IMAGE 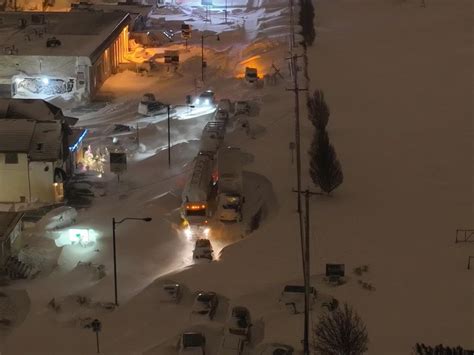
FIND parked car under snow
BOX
[138,93,168,116]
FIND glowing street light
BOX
[112,217,152,306]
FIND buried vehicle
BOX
[178,332,206,355]
[216,147,243,222]
[218,334,245,355]
[227,306,252,341]
[138,93,167,116]
[258,343,294,355]
[234,100,251,115]
[193,238,213,260]
[159,283,182,303]
[191,291,219,320]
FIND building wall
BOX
[0,154,59,204]
[0,153,30,203]
[90,25,129,97]
[0,55,91,99]
[29,161,55,203]
[0,25,129,100]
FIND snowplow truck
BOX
[245,67,258,84]
[217,147,243,222]
[181,153,214,229]
[199,121,226,157]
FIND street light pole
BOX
[201,35,205,82]
[201,34,220,82]
[112,217,118,306]
[167,105,171,167]
[112,217,152,306]
[225,0,228,24]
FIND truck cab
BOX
[181,154,214,233]
[245,67,258,84]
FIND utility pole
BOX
[136,123,140,150]
[91,319,101,354]
[167,105,171,167]
[287,54,306,213]
[112,218,118,306]
[293,188,323,355]
[201,34,220,82]
[289,0,295,51]
[287,54,307,291]
[225,0,228,24]
[201,35,205,82]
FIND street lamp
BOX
[166,104,194,168]
[201,33,220,82]
[224,0,228,24]
[112,217,152,306]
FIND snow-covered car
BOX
[138,93,167,116]
[279,285,317,314]
[217,98,232,113]
[226,306,251,341]
[258,343,294,355]
[193,238,213,260]
[218,334,244,355]
[159,283,182,303]
[40,206,78,230]
[234,101,251,115]
[191,292,219,320]
[214,108,229,123]
[194,90,216,106]
[217,194,243,223]
[178,332,206,354]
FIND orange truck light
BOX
[186,203,207,210]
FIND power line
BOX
[293,188,323,355]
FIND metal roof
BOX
[0,12,130,60]
[0,119,61,161]
[0,119,36,153]
[0,99,59,121]
[29,121,61,161]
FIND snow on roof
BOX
[0,11,130,60]
[71,2,152,19]
[0,119,61,161]
[0,98,77,125]
[0,98,57,121]
[184,154,213,202]
[0,119,36,153]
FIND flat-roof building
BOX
[0,11,131,100]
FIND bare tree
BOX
[307,89,330,130]
[313,303,369,354]
[309,129,343,194]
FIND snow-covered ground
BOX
[0,0,472,354]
